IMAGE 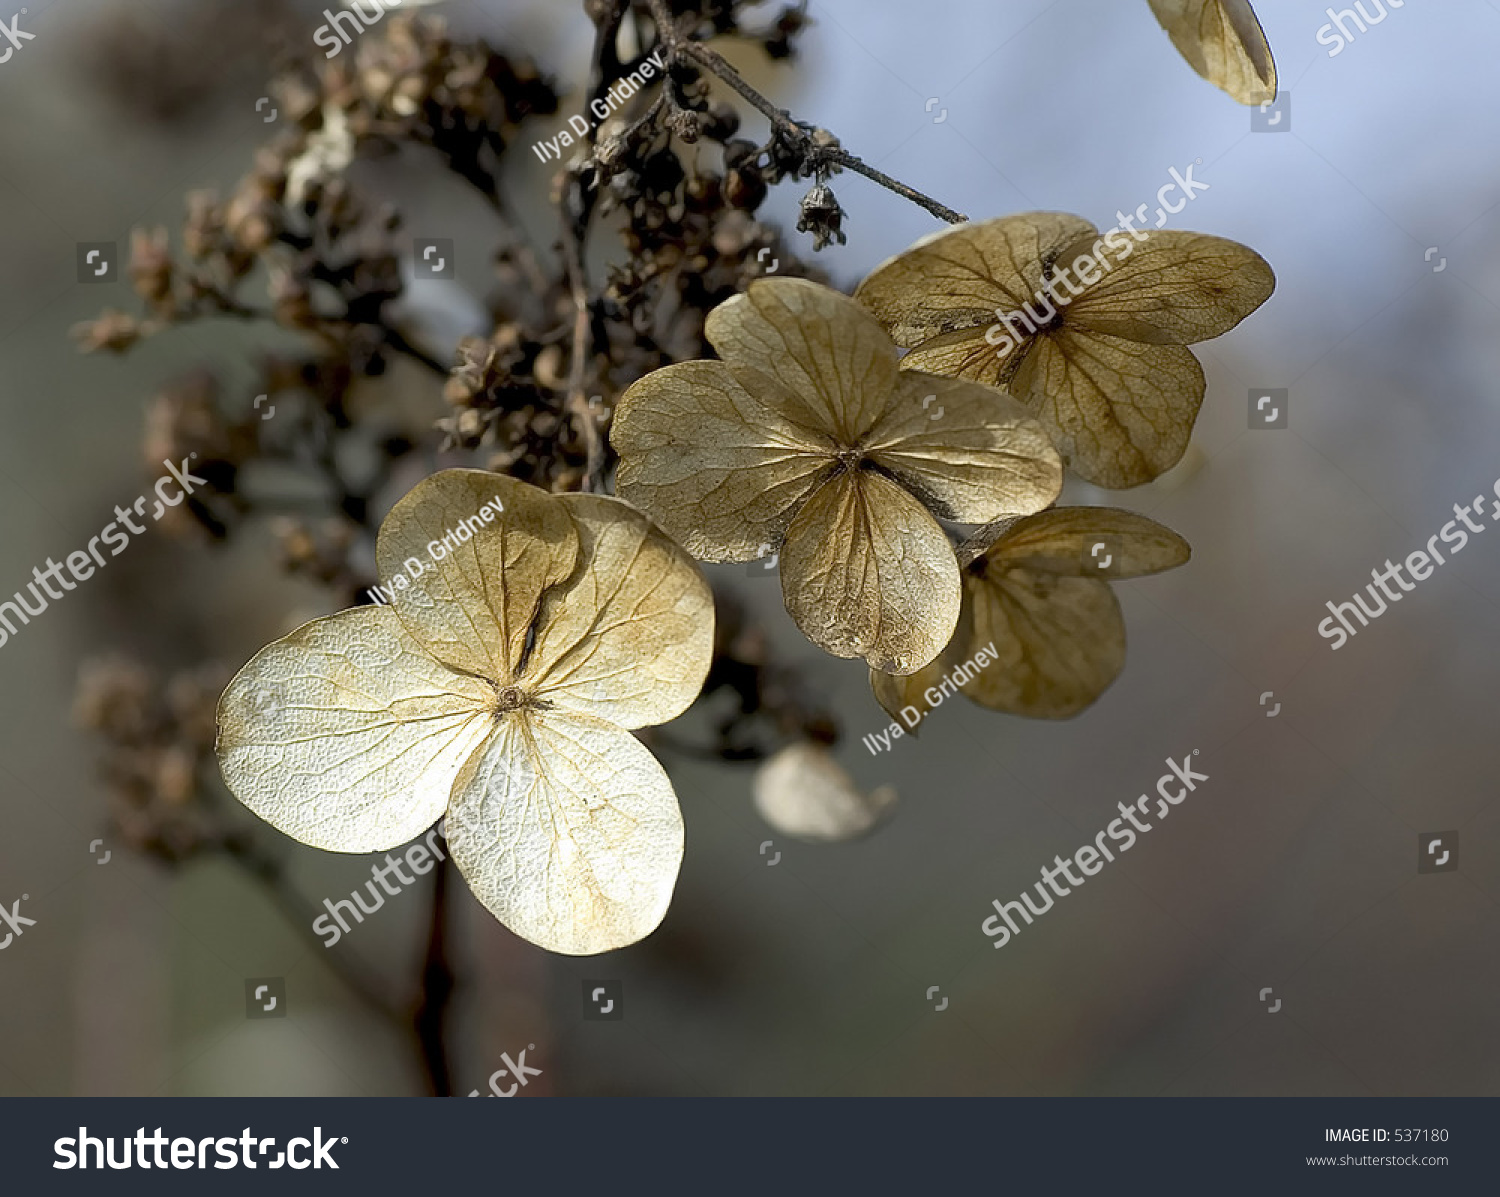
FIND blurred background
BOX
[3,0,1500,1096]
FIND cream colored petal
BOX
[525,493,713,729]
[863,371,1062,522]
[216,606,493,853]
[854,212,1099,348]
[375,469,579,683]
[1063,230,1275,344]
[985,506,1191,578]
[1148,0,1277,106]
[1012,329,1205,489]
[962,566,1126,719]
[705,278,900,441]
[752,742,897,842]
[444,711,683,956]
[779,469,960,674]
[612,360,836,562]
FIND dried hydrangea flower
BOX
[611,278,1063,675]
[753,742,897,842]
[216,469,712,955]
[871,507,1189,723]
[853,213,1275,488]
[1148,0,1277,106]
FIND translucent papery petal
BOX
[216,606,493,853]
[962,567,1126,719]
[895,326,1031,392]
[869,657,948,735]
[527,493,713,729]
[984,506,1191,578]
[864,371,1062,522]
[1148,0,1277,106]
[1011,329,1205,489]
[376,469,579,683]
[705,277,900,442]
[1063,230,1275,345]
[854,212,1099,348]
[612,360,836,562]
[444,711,684,956]
[779,469,960,674]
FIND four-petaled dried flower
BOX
[216,470,713,955]
[611,278,1063,675]
[871,507,1189,723]
[854,213,1275,488]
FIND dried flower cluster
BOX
[77,2,1281,960]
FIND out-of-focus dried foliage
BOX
[73,657,229,861]
[1147,0,1277,106]
[871,507,1190,723]
[855,213,1275,488]
[216,470,713,955]
[753,742,896,841]
[613,278,1063,674]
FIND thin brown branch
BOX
[413,853,455,1097]
[643,0,967,225]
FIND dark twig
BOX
[413,854,456,1097]
[643,0,967,225]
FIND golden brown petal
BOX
[863,371,1062,523]
[960,566,1126,718]
[1147,0,1277,106]
[778,469,960,674]
[854,212,1099,349]
[1063,229,1275,345]
[611,360,836,562]
[375,469,579,682]
[1010,328,1205,488]
[986,506,1192,578]
[705,277,900,442]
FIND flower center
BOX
[494,684,528,713]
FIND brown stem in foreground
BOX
[414,853,456,1096]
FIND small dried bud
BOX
[797,183,847,249]
[666,106,705,143]
[183,191,223,259]
[71,310,142,354]
[703,102,740,141]
[724,166,767,211]
[129,227,174,307]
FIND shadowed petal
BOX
[779,469,960,674]
[864,371,1062,522]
